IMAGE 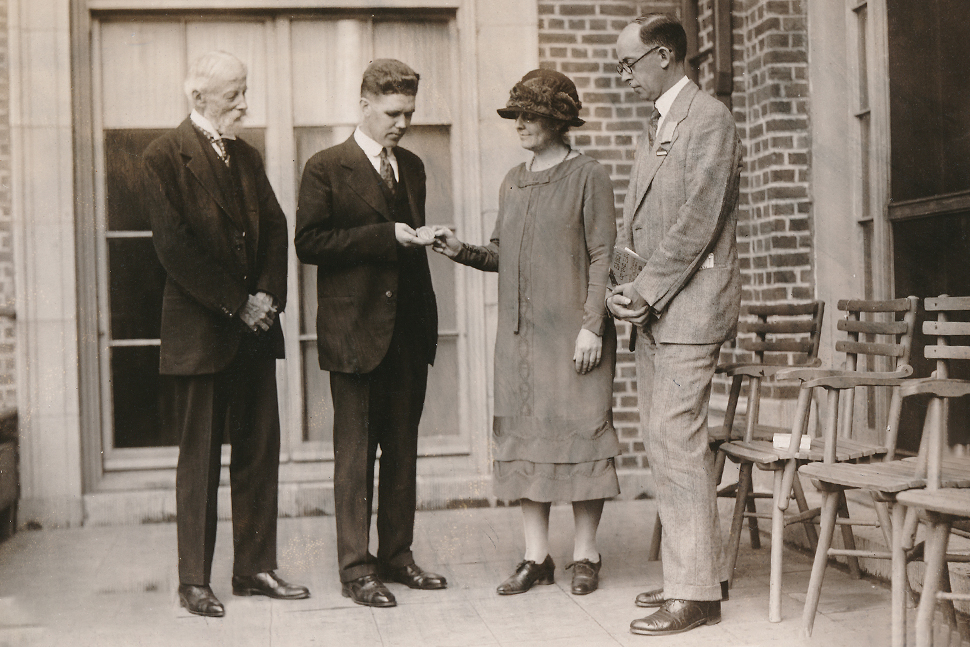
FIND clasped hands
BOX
[606,283,651,326]
[238,291,278,332]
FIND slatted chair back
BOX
[914,296,970,492]
[825,297,919,461]
[731,301,825,444]
[737,300,825,368]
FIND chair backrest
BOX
[737,300,825,368]
[911,296,970,490]
[833,297,919,458]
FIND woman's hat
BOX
[497,69,585,127]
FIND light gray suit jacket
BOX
[619,80,742,345]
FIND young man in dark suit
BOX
[295,59,446,608]
[143,51,309,618]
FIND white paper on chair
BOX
[772,433,812,451]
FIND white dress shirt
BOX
[654,74,690,135]
[354,127,399,181]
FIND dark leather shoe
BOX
[232,571,310,600]
[178,584,225,618]
[380,563,447,590]
[496,555,555,595]
[565,557,601,595]
[630,599,722,636]
[341,574,396,608]
[635,580,729,608]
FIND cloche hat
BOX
[497,69,585,127]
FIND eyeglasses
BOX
[616,45,663,76]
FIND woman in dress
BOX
[432,69,620,596]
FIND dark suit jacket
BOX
[143,118,289,375]
[295,135,437,374]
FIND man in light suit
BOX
[295,59,447,608]
[607,15,742,637]
[143,51,309,617]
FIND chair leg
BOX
[769,467,785,623]
[837,489,862,579]
[938,556,958,638]
[802,488,841,637]
[727,461,754,586]
[746,494,761,550]
[792,475,819,547]
[890,500,908,647]
[648,511,662,562]
[915,513,952,647]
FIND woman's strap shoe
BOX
[565,557,601,595]
[496,555,555,595]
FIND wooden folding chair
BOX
[893,296,970,647]
[646,301,825,562]
[720,297,918,622]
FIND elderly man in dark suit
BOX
[607,15,742,637]
[295,59,446,608]
[143,50,309,618]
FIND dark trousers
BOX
[330,316,430,583]
[168,338,281,586]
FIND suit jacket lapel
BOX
[631,81,699,216]
[178,119,240,228]
[340,137,392,221]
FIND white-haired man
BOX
[143,50,309,617]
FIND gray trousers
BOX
[636,332,725,601]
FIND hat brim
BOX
[496,107,585,127]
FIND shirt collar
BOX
[354,127,392,159]
[190,110,236,141]
[654,75,690,119]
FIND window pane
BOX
[373,19,453,124]
[111,345,177,448]
[291,20,369,126]
[420,336,459,441]
[108,238,165,341]
[106,129,170,231]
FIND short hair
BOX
[184,51,246,102]
[360,59,420,98]
[634,14,688,63]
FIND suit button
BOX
[236,244,242,250]
[242,231,247,237]
[243,275,248,281]
[386,291,393,298]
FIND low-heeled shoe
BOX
[630,599,722,636]
[341,574,397,608]
[565,557,601,595]
[380,563,448,590]
[232,571,310,600]
[496,555,555,595]
[634,580,729,608]
[178,584,225,618]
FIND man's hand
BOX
[395,223,434,248]
[238,292,278,332]
[606,282,651,326]
[573,328,603,375]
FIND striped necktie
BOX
[379,148,397,190]
[196,125,230,166]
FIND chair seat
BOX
[721,437,886,466]
[896,487,970,518]
[799,458,970,492]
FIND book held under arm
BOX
[610,246,647,287]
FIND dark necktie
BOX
[648,106,661,147]
[196,125,230,165]
[379,148,397,190]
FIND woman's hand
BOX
[430,226,462,258]
[573,328,603,375]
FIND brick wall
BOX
[0,0,14,412]
[538,0,815,465]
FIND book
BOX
[772,432,812,452]
[610,247,647,287]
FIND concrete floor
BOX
[0,498,908,647]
